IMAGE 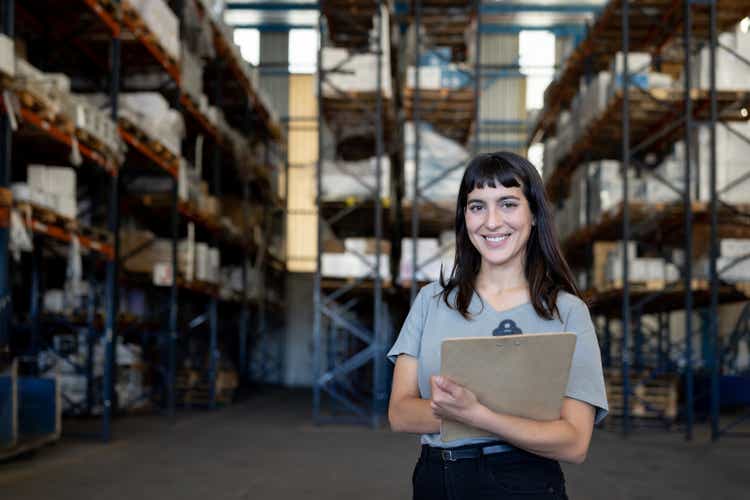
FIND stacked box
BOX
[210,248,221,283]
[126,0,180,63]
[398,238,446,284]
[404,122,469,203]
[66,95,125,163]
[0,33,14,77]
[27,165,77,219]
[697,122,750,204]
[694,239,750,282]
[604,241,680,283]
[321,7,391,98]
[690,24,750,91]
[16,58,71,117]
[321,253,391,281]
[181,45,204,102]
[120,93,185,157]
[321,157,391,201]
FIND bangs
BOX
[463,154,523,192]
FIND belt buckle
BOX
[441,449,457,462]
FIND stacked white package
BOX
[126,0,180,63]
[181,45,204,102]
[219,266,244,300]
[27,165,77,219]
[11,182,52,210]
[404,122,469,203]
[406,53,472,91]
[66,95,125,164]
[120,93,185,157]
[398,238,444,284]
[542,138,559,182]
[603,241,680,283]
[208,247,221,284]
[321,253,391,281]
[321,157,391,201]
[320,7,391,98]
[578,71,612,131]
[691,25,750,90]
[554,111,576,162]
[596,161,646,217]
[0,33,14,77]
[694,239,750,283]
[697,122,750,203]
[16,58,71,117]
[195,242,210,282]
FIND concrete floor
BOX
[1,389,749,500]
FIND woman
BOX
[387,152,608,499]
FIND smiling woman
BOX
[387,152,608,500]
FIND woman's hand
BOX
[430,376,484,426]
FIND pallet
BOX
[77,223,114,245]
[119,117,179,166]
[15,88,75,136]
[75,128,120,166]
[605,370,679,420]
[15,201,77,232]
[121,1,180,79]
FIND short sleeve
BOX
[563,300,609,424]
[386,283,433,364]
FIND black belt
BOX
[422,442,516,463]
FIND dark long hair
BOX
[439,152,582,320]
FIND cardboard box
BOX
[0,33,14,77]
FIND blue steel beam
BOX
[231,23,315,31]
[102,10,121,440]
[0,0,13,357]
[226,2,318,9]
[480,3,602,15]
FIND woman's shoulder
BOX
[417,281,445,303]
[554,291,590,318]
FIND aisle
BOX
[1,389,748,499]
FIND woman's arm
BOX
[431,376,595,464]
[388,355,441,434]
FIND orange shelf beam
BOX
[81,0,120,36]
[27,219,114,260]
[119,128,178,178]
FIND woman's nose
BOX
[485,207,502,229]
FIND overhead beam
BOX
[226,2,318,10]
[230,23,316,31]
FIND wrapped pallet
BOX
[125,0,180,63]
[404,122,469,203]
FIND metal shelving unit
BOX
[0,0,285,456]
[530,0,750,441]
[314,0,392,426]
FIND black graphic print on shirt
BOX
[492,319,523,336]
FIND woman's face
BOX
[464,182,534,271]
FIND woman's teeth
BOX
[484,234,510,242]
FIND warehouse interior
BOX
[1,0,750,498]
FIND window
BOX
[234,28,260,66]
[519,31,556,111]
[289,29,318,74]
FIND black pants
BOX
[413,445,568,500]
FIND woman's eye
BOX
[501,201,518,209]
[469,204,484,212]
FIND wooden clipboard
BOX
[440,333,576,442]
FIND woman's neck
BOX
[475,258,527,295]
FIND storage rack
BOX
[315,0,393,425]
[0,0,285,457]
[404,0,478,301]
[529,0,750,440]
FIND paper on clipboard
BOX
[440,332,576,442]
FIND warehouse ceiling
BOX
[224,1,605,30]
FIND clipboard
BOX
[440,332,576,442]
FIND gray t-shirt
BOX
[387,281,608,448]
